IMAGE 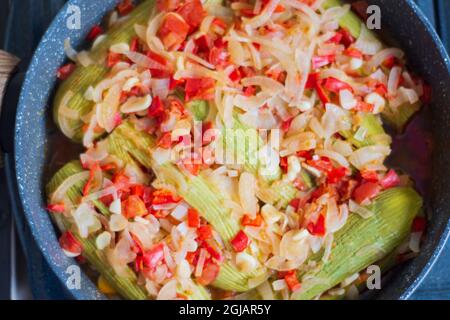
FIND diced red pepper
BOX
[86,25,103,41]
[312,55,335,69]
[361,170,379,182]
[356,100,374,112]
[229,68,241,82]
[323,77,353,94]
[112,171,130,186]
[382,56,396,69]
[212,17,227,29]
[289,198,301,211]
[56,63,76,80]
[157,132,173,149]
[176,0,206,32]
[305,72,320,89]
[305,73,329,104]
[106,52,122,68]
[59,231,82,255]
[284,270,301,292]
[230,230,250,252]
[130,184,145,198]
[208,46,228,68]
[158,13,190,51]
[241,214,263,227]
[202,240,223,262]
[182,161,201,176]
[296,150,313,160]
[185,77,215,102]
[315,82,330,104]
[187,208,200,228]
[240,8,257,18]
[327,166,348,184]
[353,182,381,204]
[412,216,427,233]
[194,34,212,53]
[308,157,334,173]
[156,0,181,12]
[123,195,148,219]
[281,117,294,132]
[152,190,182,205]
[130,37,140,52]
[142,243,165,270]
[243,85,257,97]
[327,32,343,44]
[344,47,363,59]
[280,156,288,173]
[197,225,213,240]
[47,203,65,213]
[338,28,355,48]
[375,83,388,96]
[306,214,326,237]
[117,0,135,16]
[196,261,220,286]
[82,165,99,196]
[379,169,401,189]
[148,95,165,118]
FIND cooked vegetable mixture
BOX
[47,0,429,300]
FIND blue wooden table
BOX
[0,0,449,300]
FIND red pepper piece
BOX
[412,216,427,233]
[353,182,381,204]
[59,231,83,255]
[306,214,326,237]
[379,169,401,189]
[231,230,250,252]
[241,214,263,227]
[323,77,353,93]
[187,208,200,228]
[196,261,220,285]
[197,225,213,241]
[152,189,182,205]
[56,63,76,80]
[284,270,301,292]
[86,25,103,41]
[117,0,135,16]
[142,243,165,270]
[47,203,65,213]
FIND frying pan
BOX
[1,0,450,300]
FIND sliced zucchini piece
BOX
[292,187,422,300]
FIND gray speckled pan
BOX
[12,0,450,299]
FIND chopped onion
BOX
[366,48,404,72]
[354,25,383,55]
[64,38,78,61]
[387,66,402,97]
[120,94,152,114]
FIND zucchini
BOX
[53,0,156,142]
[47,161,211,300]
[292,187,422,300]
[323,0,422,130]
